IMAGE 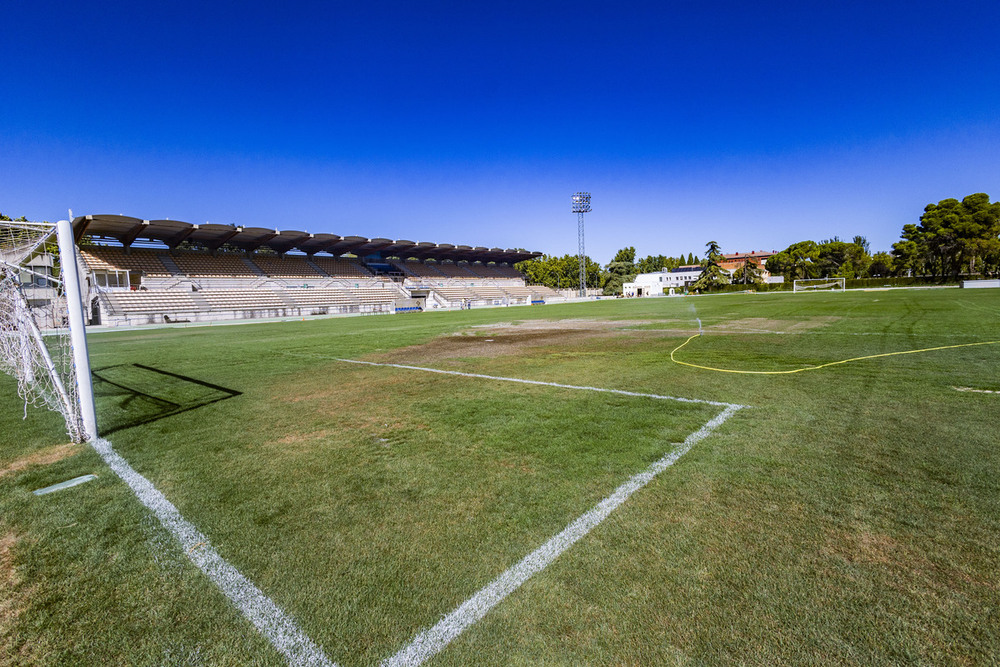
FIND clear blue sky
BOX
[3,0,998,263]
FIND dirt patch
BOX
[374,319,661,364]
[376,330,603,363]
[710,316,840,334]
[471,318,658,332]
[0,443,81,479]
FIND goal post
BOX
[0,219,97,442]
[793,278,846,293]
[56,220,98,440]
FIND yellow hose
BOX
[669,334,1000,375]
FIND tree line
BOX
[769,193,999,281]
[516,192,1000,292]
[516,248,702,295]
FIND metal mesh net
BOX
[793,278,846,292]
[0,221,85,442]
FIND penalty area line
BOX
[89,437,335,667]
[381,403,744,667]
[334,358,745,409]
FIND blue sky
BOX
[3,0,998,263]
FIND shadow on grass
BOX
[92,363,241,435]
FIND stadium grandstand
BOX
[71,214,566,325]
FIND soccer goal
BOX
[793,278,846,293]
[0,220,97,442]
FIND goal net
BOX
[0,220,94,442]
[793,278,846,293]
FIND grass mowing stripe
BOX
[383,404,744,667]
[330,357,744,409]
[89,438,335,667]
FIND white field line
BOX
[335,358,744,409]
[382,404,744,667]
[90,438,335,667]
[332,357,745,666]
[953,386,1000,394]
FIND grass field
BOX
[2,288,999,665]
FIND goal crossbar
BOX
[793,278,846,292]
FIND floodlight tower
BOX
[572,192,591,297]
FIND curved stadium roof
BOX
[71,214,542,264]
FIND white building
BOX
[623,265,705,297]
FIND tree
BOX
[767,240,820,280]
[891,224,923,276]
[635,254,676,274]
[852,235,870,255]
[868,251,893,277]
[892,193,1000,278]
[816,237,871,278]
[516,254,603,290]
[603,247,637,296]
[690,241,730,291]
[611,247,636,264]
[732,257,764,285]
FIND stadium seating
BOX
[101,290,200,313]
[251,255,324,279]
[79,247,174,277]
[98,285,399,324]
[310,257,372,279]
[171,252,258,277]
[434,262,477,278]
[393,261,444,279]
[500,284,534,299]
[428,285,476,303]
[469,285,508,301]
[83,243,542,324]
[528,285,563,299]
[465,263,523,279]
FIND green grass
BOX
[2,288,999,664]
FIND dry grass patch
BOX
[373,320,661,364]
[0,443,81,479]
[0,531,37,663]
[820,526,997,597]
[0,532,19,624]
[710,316,840,334]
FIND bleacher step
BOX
[241,257,267,276]
[305,258,330,277]
[158,254,183,275]
[189,292,212,310]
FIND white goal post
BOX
[0,219,97,442]
[793,278,846,293]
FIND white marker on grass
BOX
[90,438,335,667]
[383,404,744,667]
[329,357,745,666]
[335,358,743,409]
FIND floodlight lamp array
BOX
[571,192,592,213]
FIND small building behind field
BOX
[720,250,775,280]
[623,265,703,297]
